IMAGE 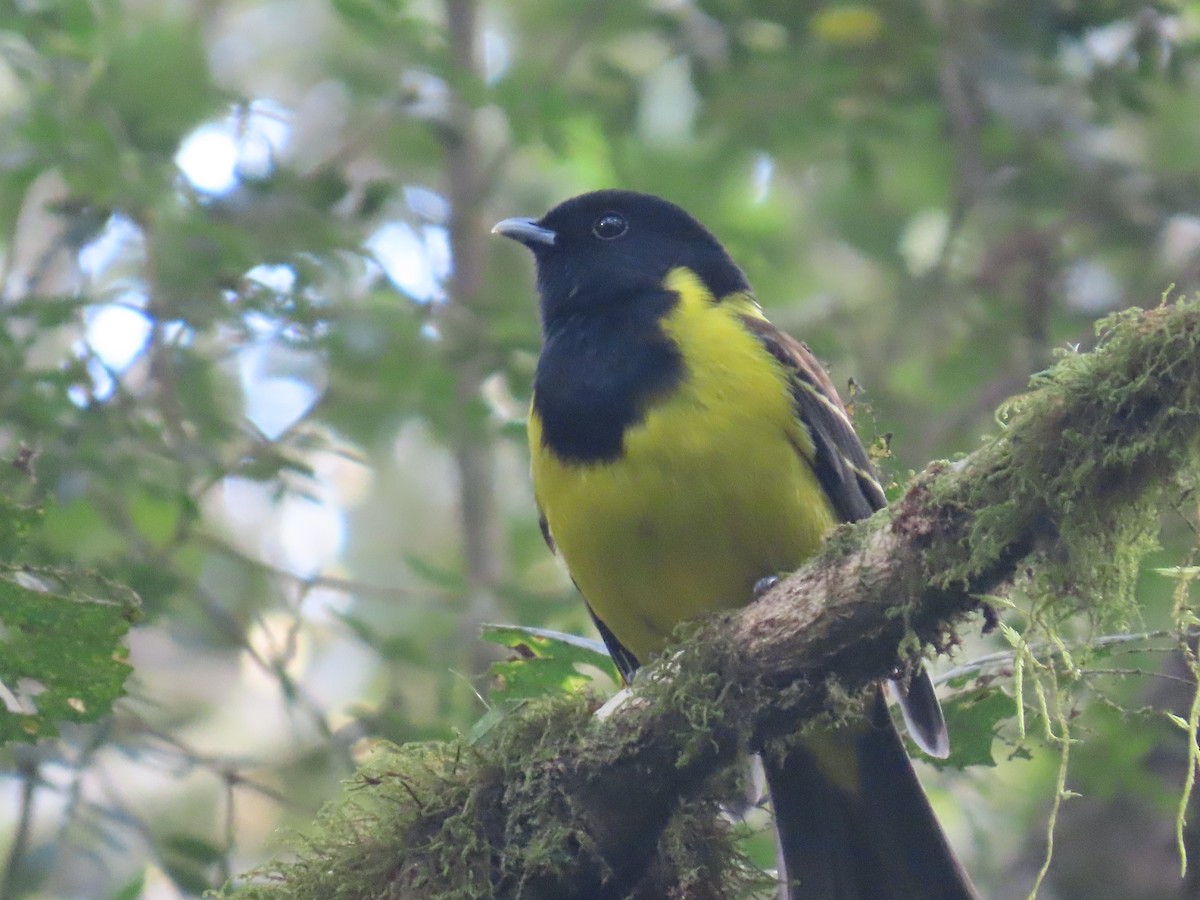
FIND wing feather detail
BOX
[738,314,886,523]
[739,313,954,757]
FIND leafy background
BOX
[2,1,1200,897]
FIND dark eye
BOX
[592,213,628,240]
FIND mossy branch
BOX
[231,298,1200,899]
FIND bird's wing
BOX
[736,315,971,895]
[737,314,886,522]
[738,313,948,759]
[537,507,555,554]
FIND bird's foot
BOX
[753,575,780,597]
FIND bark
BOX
[443,0,507,675]
[493,299,1200,897]
[244,300,1200,899]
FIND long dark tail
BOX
[763,688,980,900]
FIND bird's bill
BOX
[491,216,556,246]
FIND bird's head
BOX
[492,189,750,325]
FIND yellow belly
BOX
[530,269,837,664]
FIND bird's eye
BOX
[592,213,628,240]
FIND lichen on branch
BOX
[226,297,1200,899]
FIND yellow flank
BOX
[529,266,838,664]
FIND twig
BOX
[193,532,458,601]
[936,631,1177,685]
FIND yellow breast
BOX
[530,268,837,665]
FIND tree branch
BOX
[234,298,1200,899]
[442,0,508,679]
[537,299,1200,896]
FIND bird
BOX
[493,189,979,899]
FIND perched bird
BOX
[494,190,979,900]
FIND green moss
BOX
[925,297,1200,630]
[223,299,1200,898]
[915,297,1200,884]
[222,691,765,899]
[219,697,576,899]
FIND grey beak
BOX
[491,216,556,247]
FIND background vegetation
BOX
[1,1,1199,897]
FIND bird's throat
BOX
[532,291,682,465]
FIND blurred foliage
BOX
[480,624,617,701]
[1,0,1199,897]
[222,693,770,900]
[0,476,138,745]
[0,577,136,745]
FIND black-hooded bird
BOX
[493,189,979,900]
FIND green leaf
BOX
[481,623,611,662]
[481,623,619,702]
[161,857,214,895]
[162,833,226,865]
[39,498,126,562]
[0,573,138,745]
[92,23,221,156]
[110,872,146,900]
[127,491,184,547]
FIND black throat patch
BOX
[533,289,682,464]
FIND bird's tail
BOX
[763,688,980,900]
